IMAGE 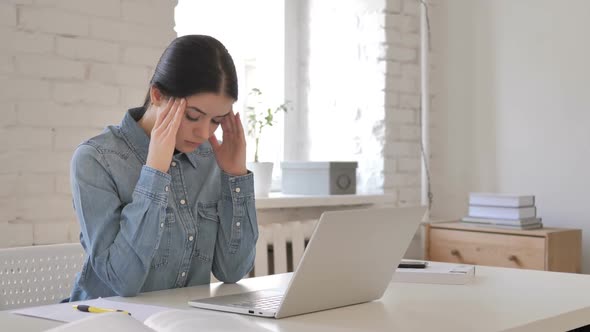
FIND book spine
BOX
[482,223,543,230]
[468,195,535,207]
[468,206,536,220]
[461,216,542,226]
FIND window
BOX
[175,0,287,190]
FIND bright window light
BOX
[175,0,286,174]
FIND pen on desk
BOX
[73,304,131,316]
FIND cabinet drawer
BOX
[428,229,545,270]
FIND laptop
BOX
[188,206,425,319]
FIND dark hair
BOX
[142,35,238,109]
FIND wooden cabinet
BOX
[425,221,582,273]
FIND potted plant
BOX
[245,88,289,197]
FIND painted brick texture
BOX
[0,0,176,247]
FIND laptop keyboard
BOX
[229,295,284,311]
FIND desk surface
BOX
[3,265,590,332]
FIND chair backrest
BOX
[0,243,84,310]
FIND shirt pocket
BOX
[150,208,175,269]
[196,201,219,261]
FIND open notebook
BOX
[43,309,272,332]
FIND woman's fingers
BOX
[234,112,245,142]
[154,98,174,128]
[220,111,245,146]
[209,134,221,151]
[227,110,237,133]
[159,98,181,131]
[220,116,229,135]
[165,98,185,134]
[209,110,247,176]
[147,97,179,173]
[229,110,238,134]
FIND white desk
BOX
[3,265,590,332]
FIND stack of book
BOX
[461,193,543,230]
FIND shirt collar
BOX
[186,141,215,168]
[120,107,214,169]
[120,107,150,164]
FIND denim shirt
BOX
[69,107,258,301]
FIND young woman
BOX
[68,35,258,301]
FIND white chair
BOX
[251,220,317,277]
[0,243,84,310]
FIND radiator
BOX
[251,220,318,277]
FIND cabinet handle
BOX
[508,255,518,262]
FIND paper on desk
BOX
[43,312,153,332]
[144,309,275,332]
[11,298,173,323]
[401,262,473,274]
[393,261,475,284]
[42,309,275,332]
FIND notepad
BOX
[11,298,171,323]
[41,308,272,332]
[392,261,475,285]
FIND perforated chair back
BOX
[0,243,84,310]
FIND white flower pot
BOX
[247,162,273,197]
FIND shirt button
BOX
[180,199,186,205]
[235,187,241,193]
[171,161,177,167]
[236,222,241,227]
[160,223,164,228]
[188,236,194,242]
[165,186,169,192]
[181,272,186,277]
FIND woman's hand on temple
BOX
[209,111,247,176]
[146,98,185,173]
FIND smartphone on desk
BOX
[398,260,428,269]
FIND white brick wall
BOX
[122,46,164,67]
[381,0,428,206]
[0,30,54,53]
[35,0,121,18]
[0,102,18,127]
[298,0,426,205]
[0,127,53,150]
[0,223,33,248]
[0,77,52,100]
[56,37,120,62]
[89,63,152,86]
[0,0,177,248]
[15,55,86,79]
[0,4,17,26]
[19,7,90,36]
